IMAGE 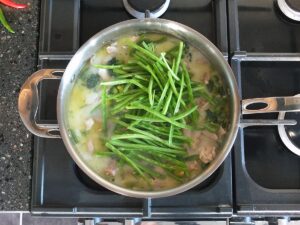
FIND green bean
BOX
[128,42,164,66]
[172,105,198,121]
[174,73,185,114]
[174,42,184,75]
[109,140,187,156]
[100,79,131,86]
[182,62,193,102]
[95,151,117,157]
[136,154,186,171]
[156,81,170,111]
[111,134,152,140]
[133,52,152,65]
[105,143,148,181]
[93,64,123,69]
[148,76,154,106]
[160,53,180,81]
[162,89,173,115]
[126,104,191,129]
[128,155,165,179]
[115,120,183,149]
[136,61,163,90]
[137,123,191,142]
[102,86,107,134]
[169,125,174,145]
[124,114,164,123]
[111,92,143,114]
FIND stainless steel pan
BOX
[18,19,299,198]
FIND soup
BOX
[67,33,229,191]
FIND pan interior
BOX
[57,19,240,198]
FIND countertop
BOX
[0,0,39,210]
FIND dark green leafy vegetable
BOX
[86,74,100,89]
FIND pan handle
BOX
[18,69,64,138]
[242,96,300,114]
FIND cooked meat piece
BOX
[218,127,226,137]
[188,160,199,171]
[106,46,118,55]
[85,118,94,130]
[104,160,118,176]
[98,68,111,81]
[199,146,216,164]
[87,139,94,153]
[202,130,218,141]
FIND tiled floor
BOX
[0,212,77,225]
[0,213,20,225]
[22,213,77,225]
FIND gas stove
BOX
[32,0,300,223]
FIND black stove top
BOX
[33,0,300,219]
[228,0,300,216]
[34,0,232,218]
[229,0,300,53]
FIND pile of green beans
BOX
[93,39,227,183]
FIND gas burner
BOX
[277,0,300,22]
[123,0,170,19]
[278,94,300,156]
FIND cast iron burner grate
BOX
[123,0,170,18]
[277,0,300,22]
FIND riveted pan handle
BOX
[18,69,64,138]
[242,96,300,114]
[240,96,300,127]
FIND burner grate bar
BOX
[232,52,300,61]
[39,54,74,60]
